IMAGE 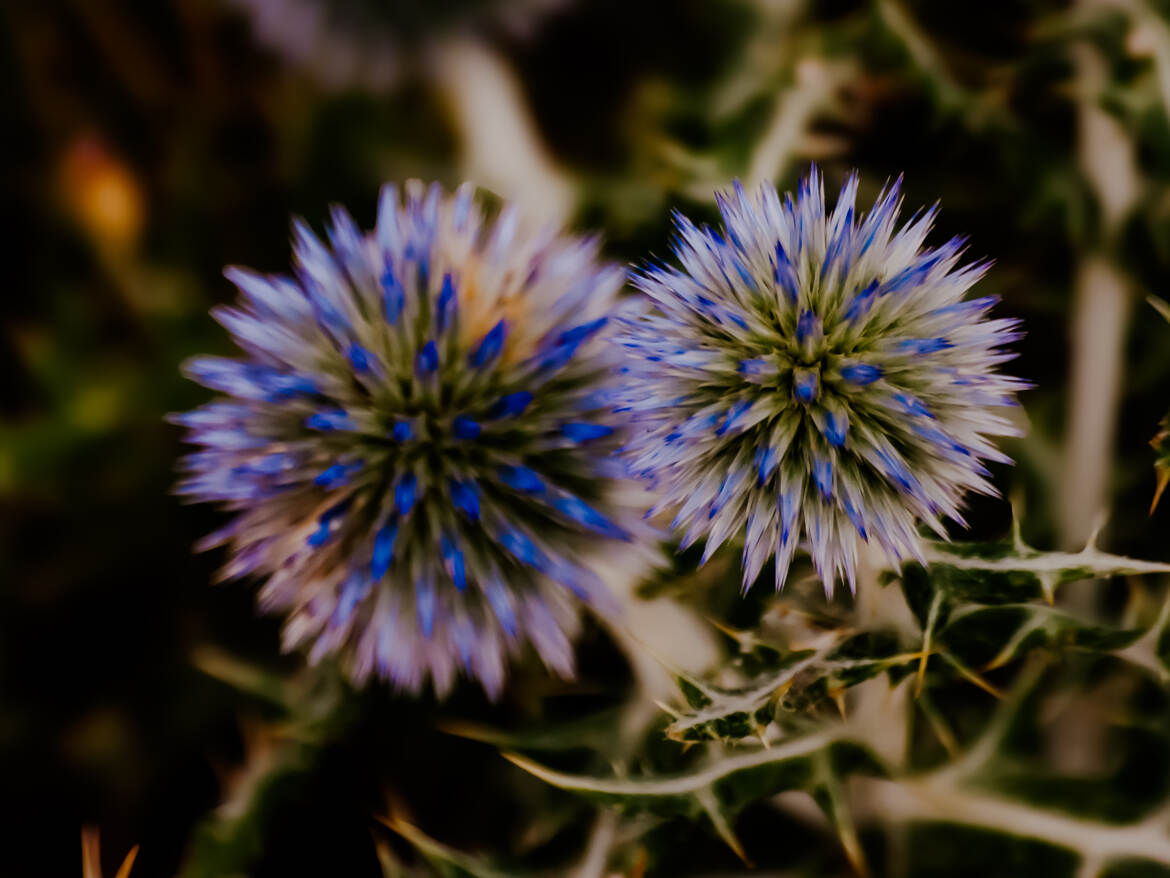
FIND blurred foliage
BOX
[7,0,1170,877]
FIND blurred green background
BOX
[6,1,1170,875]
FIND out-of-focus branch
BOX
[1059,20,1141,548]
[746,58,853,187]
[430,38,575,225]
[852,773,1170,866]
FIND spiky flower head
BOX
[173,181,633,697]
[617,169,1027,594]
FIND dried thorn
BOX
[755,724,771,748]
[1152,466,1169,515]
[941,650,1004,699]
[913,648,931,698]
[830,688,848,719]
[698,790,753,867]
[113,847,139,878]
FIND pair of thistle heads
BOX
[173,169,1026,697]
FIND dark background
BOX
[5,1,1170,875]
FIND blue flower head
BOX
[617,169,1027,594]
[174,181,633,697]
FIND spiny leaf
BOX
[506,732,889,868]
[912,531,1170,608]
[664,633,913,743]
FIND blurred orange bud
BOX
[59,136,145,253]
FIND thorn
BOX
[436,719,494,742]
[839,826,871,878]
[1039,573,1056,605]
[373,812,403,833]
[1152,466,1169,515]
[654,699,681,719]
[916,591,945,697]
[941,651,1004,699]
[814,756,871,878]
[1083,512,1108,552]
[627,848,648,878]
[708,617,754,649]
[114,847,140,878]
[914,648,930,697]
[981,648,1013,673]
[755,724,770,748]
[831,688,848,719]
[1148,294,1170,324]
[82,828,139,878]
[698,790,753,867]
[1008,494,1027,551]
[918,692,959,757]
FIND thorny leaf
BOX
[662,526,1170,744]
[910,527,1170,609]
[662,632,913,743]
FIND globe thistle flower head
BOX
[617,168,1027,595]
[174,181,633,698]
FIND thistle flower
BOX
[229,0,568,90]
[173,181,633,697]
[617,169,1027,594]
